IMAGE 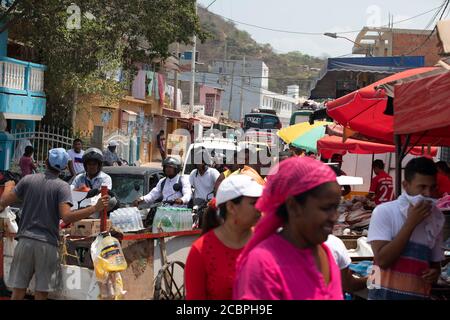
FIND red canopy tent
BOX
[317,135,438,159]
[326,66,450,195]
[326,67,440,145]
[394,69,450,140]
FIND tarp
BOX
[317,135,438,159]
[327,56,425,74]
[393,70,450,144]
[326,67,438,145]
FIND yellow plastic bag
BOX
[91,234,128,299]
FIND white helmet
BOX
[108,140,119,147]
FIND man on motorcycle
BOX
[103,140,122,166]
[133,156,192,207]
[71,148,115,218]
[71,148,112,191]
[189,148,220,206]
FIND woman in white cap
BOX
[185,174,263,300]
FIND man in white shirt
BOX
[189,149,220,204]
[325,234,368,293]
[71,148,112,191]
[103,140,122,166]
[67,139,85,177]
[134,157,192,207]
[367,157,444,300]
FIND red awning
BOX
[393,70,450,146]
[326,67,438,145]
[317,135,438,159]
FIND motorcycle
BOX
[191,192,214,230]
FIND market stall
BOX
[326,63,450,300]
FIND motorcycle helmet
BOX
[162,156,182,174]
[82,147,104,172]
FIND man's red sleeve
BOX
[369,177,377,193]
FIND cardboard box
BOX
[70,219,112,237]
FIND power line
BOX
[402,0,449,56]
[211,5,445,36]
[206,0,218,9]
[198,70,317,81]
[201,78,308,98]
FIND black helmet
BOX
[163,156,182,173]
[83,148,104,171]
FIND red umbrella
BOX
[326,67,438,145]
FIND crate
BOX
[70,219,112,237]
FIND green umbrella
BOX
[291,125,326,153]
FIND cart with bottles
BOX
[0,188,201,300]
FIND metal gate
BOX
[10,125,74,167]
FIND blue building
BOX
[0,5,47,170]
[0,1,46,131]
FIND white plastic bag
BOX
[0,207,18,257]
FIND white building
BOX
[261,89,297,127]
[172,59,295,126]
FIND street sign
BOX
[180,51,199,62]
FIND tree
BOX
[1,0,207,129]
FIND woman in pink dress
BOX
[233,157,344,300]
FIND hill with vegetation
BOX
[178,6,326,95]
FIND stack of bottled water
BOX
[110,207,144,232]
[152,207,193,233]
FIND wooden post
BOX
[370,153,375,185]
[395,134,402,198]
[100,185,108,232]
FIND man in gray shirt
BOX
[0,148,109,300]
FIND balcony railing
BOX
[0,56,46,96]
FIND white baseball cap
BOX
[216,174,263,206]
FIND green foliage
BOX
[3,0,205,128]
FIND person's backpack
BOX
[156,175,183,202]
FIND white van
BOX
[181,137,240,175]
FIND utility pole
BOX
[189,1,197,113]
[228,60,236,118]
[174,43,180,110]
[239,55,246,121]
[224,34,227,61]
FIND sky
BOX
[198,0,446,58]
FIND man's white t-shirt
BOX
[325,234,352,270]
[143,174,192,206]
[67,149,85,175]
[189,167,220,201]
[367,193,444,262]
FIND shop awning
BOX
[162,107,182,119]
[122,109,138,122]
[317,135,438,159]
[327,56,425,74]
[326,67,438,145]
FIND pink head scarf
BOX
[236,157,337,271]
